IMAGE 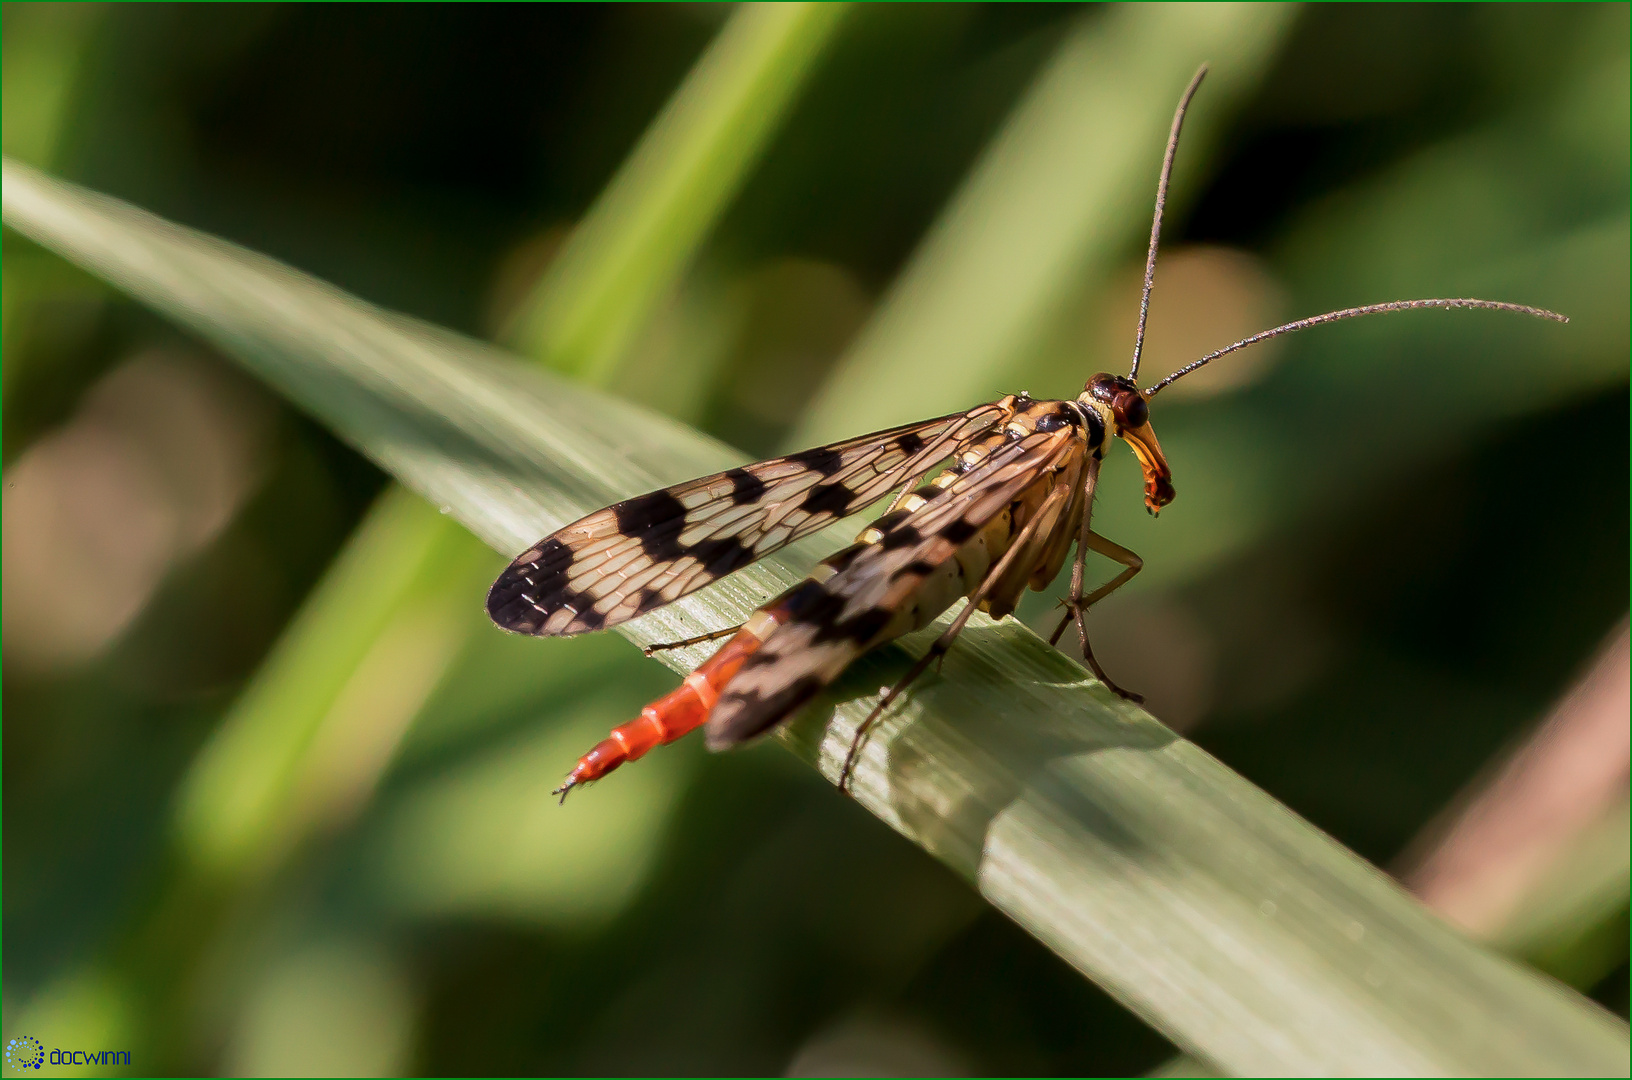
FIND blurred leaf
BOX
[0,2,102,167]
[1049,40,1631,596]
[793,7,1627,616]
[164,0,852,884]
[223,939,415,1077]
[789,3,1298,446]
[173,484,498,879]
[4,10,855,1064]
[1504,800,1630,989]
[6,968,135,1073]
[509,1,852,380]
[368,685,695,932]
[8,159,1627,1075]
[1396,621,1631,993]
[1,1,106,386]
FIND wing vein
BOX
[487,405,1008,635]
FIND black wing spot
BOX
[613,490,688,561]
[488,538,576,630]
[770,579,841,624]
[708,674,826,747]
[818,543,867,573]
[724,467,766,505]
[867,509,912,536]
[487,598,540,633]
[799,481,854,517]
[941,518,980,544]
[892,559,937,580]
[880,525,922,551]
[814,605,892,646]
[690,535,756,578]
[787,445,844,477]
[528,536,574,576]
[572,603,607,631]
[636,587,667,614]
[895,431,925,455]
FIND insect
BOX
[487,67,1565,802]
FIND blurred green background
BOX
[3,3,1626,1075]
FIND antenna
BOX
[1128,64,1209,383]
[1143,298,1568,397]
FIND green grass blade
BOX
[2,1,105,386]
[173,484,499,878]
[127,1,846,883]
[8,160,1626,1075]
[508,1,851,380]
[788,3,1297,447]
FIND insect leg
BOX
[1074,622,1141,703]
[1078,531,1144,609]
[840,482,1072,792]
[1047,463,1143,702]
[642,623,744,655]
[1046,530,1143,628]
[1048,456,1098,648]
[1065,531,1146,699]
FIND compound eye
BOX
[1115,392,1149,429]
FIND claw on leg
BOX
[1053,599,1143,703]
[838,659,934,795]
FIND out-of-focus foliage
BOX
[3,4,1626,1076]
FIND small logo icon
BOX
[5,1037,43,1071]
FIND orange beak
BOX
[1121,420,1175,515]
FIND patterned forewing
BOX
[703,428,1078,747]
[487,406,1007,635]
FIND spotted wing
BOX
[704,425,1080,747]
[487,406,1007,636]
